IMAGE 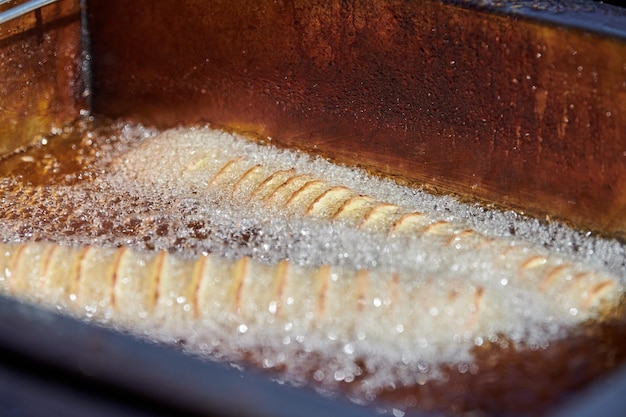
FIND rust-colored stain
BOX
[87,0,626,236]
[0,0,84,155]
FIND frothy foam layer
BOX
[107,127,623,388]
[0,124,624,398]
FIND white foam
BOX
[0,123,624,398]
[102,126,625,391]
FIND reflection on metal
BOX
[0,0,58,25]
[0,295,377,417]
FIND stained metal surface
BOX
[87,0,626,236]
[0,0,84,155]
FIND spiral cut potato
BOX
[116,129,481,241]
[0,241,483,338]
[0,239,621,371]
